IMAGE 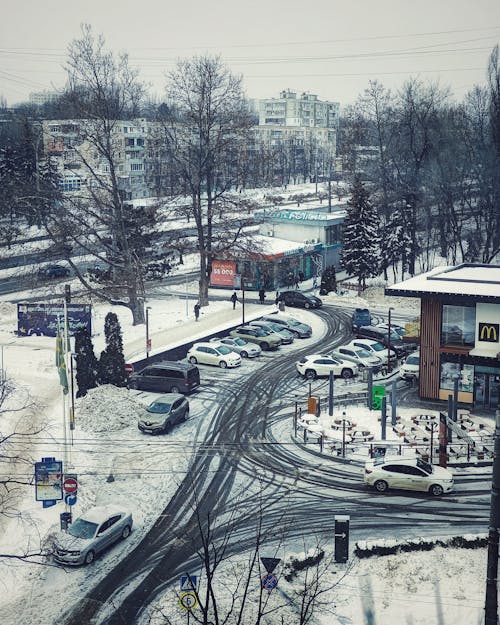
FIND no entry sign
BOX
[63,477,78,494]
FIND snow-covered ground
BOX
[0,281,490,625]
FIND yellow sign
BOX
[479,323,499,343]
[179,591,198,611]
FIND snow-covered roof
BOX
[250,234,322,258]
[385,264,500,302]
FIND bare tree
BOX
[160,56,255,306]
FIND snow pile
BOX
[76,385,145,432]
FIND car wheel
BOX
[189,356,198,365]
[183,408,189,421]
[128,381,138,390]
[304,302,311,309]
[429,484,444,497]
[163,422,172,434]
[219,360,227,369]
[292,331,300,338]
[374,480,388,493]
[261,342,269,351]
[84,550,95,565]
[240,350,248,358]
[305,369,316,380]
[341,368,353,379]
[170,385,180,394]
[121,525,131,539]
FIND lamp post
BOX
[145,306,152,361]
[387,307,395,373]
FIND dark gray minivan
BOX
[128,361,200,394]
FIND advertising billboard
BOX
[35,459,63,502]
[210,260,236,287]
[17,303,92,337]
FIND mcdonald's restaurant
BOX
[386,263,500,411]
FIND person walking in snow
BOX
[194,302,200,321]
[258,288,265,304]
[230,291,238,309]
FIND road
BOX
[59,305,491,625]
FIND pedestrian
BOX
[275,291,280,306]
[194,302,200,321]
[258,288,265,304]
[298,270,304,282]
[312,275,318,289]
[230,291,238,310]
[294,275,300,289]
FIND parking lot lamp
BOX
[387,307,395,373]
[146,306,152,360]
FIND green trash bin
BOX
[372,385,385,410]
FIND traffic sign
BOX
[63,476,78,494]
[261,557,281,575]
[261,574,278,591]
[179,591,198,611]
[181,575,197,591]
[65,493,77,506]
[124,363,134,375]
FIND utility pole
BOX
[485,409,500,625]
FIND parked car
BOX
[229,326,282,351]
[249,320,295,344]
[399,352,420,380]
[332,346,384,371]
[296,354,358,380]
[364,457,454,496]
[187,342,241,368]
[376,322,407,338]
[138,393,189,434]
[128,361,200,394]
[348,338,397,365]
[352,307,372,330]
[209,336,261,358]
[261,314,312,338]
[52,506,133,566]
[38,264,70,279]
[278,291,322,309]
[354,325,412,357]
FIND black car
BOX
[354,325,412,357]
[279,291,322,309]
[128,361,200,394]
[38,264,71,279]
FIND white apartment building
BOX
[258,90,339,129]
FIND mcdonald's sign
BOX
[478,322,499,343]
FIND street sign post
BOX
[179,591,198,611]
[65,493,77,506]
[63,476,78,494]
[261,557,281,575]
[261,574,278,591]
[181,574,197,591]
[334,515,350,563]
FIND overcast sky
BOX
[1,0,499,107]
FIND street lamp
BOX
[145,306,152,361]
[387,307,395,373]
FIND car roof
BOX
[140,360,194,372]
[149,393,184,403]
[350,338,378,345]
[79,505,126,523]
[191,341,220,348]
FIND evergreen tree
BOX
[99,312,127,387]
[74,329,98,398]
[380,205,413,282]
[340,177,381,289]
[320,265,337,294]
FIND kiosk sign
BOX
[35,458,63,502]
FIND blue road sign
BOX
[261,574,278,591]
[181,575,197,591]
[65,493,77,506]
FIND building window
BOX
[441,305,475,347]
[325,224,341,245]
[130,163,143,171]
[440,359,474,393]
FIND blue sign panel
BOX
[261,574,278,591]
[17,303,92,338]
[65,493,77,506]
[181,575,197,591]
[35,459,63,502]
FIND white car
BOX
[399,352,420,380]
[52,506,133,566]
[187,342,241,368]
[364,457,453,496]
[348,338,397,365]
[332,346,384,371]
[296,354,358,380]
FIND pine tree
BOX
[74,329,99,398]
[99,312,127,387]
[340,177,381,289]
[381,206,413,282]
[320,265,337,294]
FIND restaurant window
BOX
[441,305,475,347]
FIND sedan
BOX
[279,291,322,309]
[296,354,358,380]
[187,342,241,368]
[261,315,312,338]
[138,393,189,434]
[249,320,295,344]
[364,457,453,496]
[229,326,282,351]
[52,506,133,565]
[38,264,70,279]
[209,336,261,358]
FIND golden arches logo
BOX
[479,323,499,342]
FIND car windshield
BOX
[288,319,301,327]
[216,346,232,355]
[371,343,384,352]
[68,518,99,539]
[355,349,372,358]
[416,458,433,474]
[234,338,246,346]
[406,355,419,365]
[255,329,267,336]
[147,401,171,414]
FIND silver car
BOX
[52,505,133,565]
[249,320,295,344]
[138,393,189,434]
[261,315,312,338]
[209,336,261,358]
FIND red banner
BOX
[210,260,236,287]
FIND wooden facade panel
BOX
[419,298,442,399]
